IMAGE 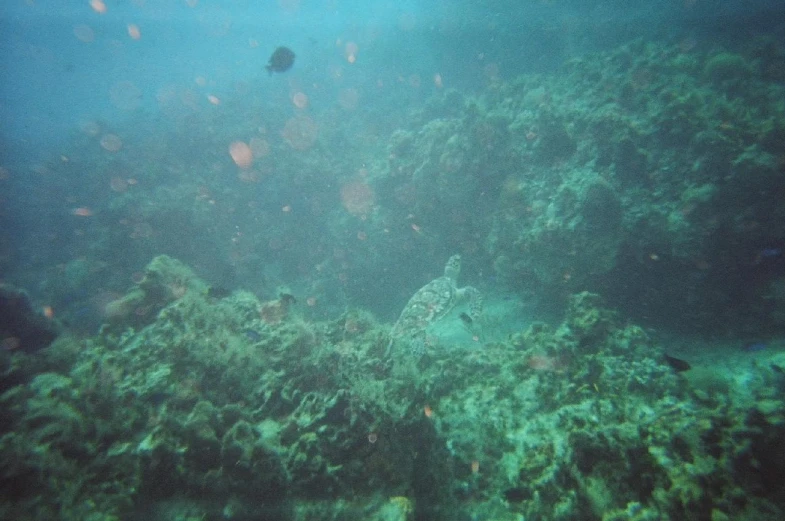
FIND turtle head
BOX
[444,254,461,280]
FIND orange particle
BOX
[471,460,480,474]
[423,405,433,418]
[229,141,253,169]
[71,207,93,217]
[90,0,107,14]
[127,24,141,40]
[42,306,54,319]
[207,95,220,105]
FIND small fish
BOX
[459,312,473,326]
[266,46,295,74]
[743,342,767,353]
[664,353,691,372]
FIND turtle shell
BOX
[391,276,457,338]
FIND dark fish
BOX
[459,312,473,326]
[743,342,766,353]
[279,292,297,305]
[266,46,295,74]
[208,286,232,299]
[664,353,691,372]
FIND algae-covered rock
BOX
[4,255,785,521]
[703,52,752,83]
[564,292,617,344]
[102,255,208,331]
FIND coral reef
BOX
[1,257,783,520]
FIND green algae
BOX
[2,257,785,519]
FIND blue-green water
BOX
[1,2,785,520]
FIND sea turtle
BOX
[388,254,483,355]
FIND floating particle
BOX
[340,181,374,217]
[73,24,95,42]
[1,337,21,351]
[79,120,101,136]
[90,0,107,14]
[127,24,141,40]
[292,91,308,109]
[281,116,318,150]
[100,134,123,152]
[344,41,358,63]
[110,176,128,192]
[229,141,253,169]
[72,207,93,217]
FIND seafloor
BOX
[2,255,785,521]
[2,39,785,521]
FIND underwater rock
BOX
[0,284,59,353]
[564,291,617,345]
[102,255,208,331]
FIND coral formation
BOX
[2,257,783,520]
